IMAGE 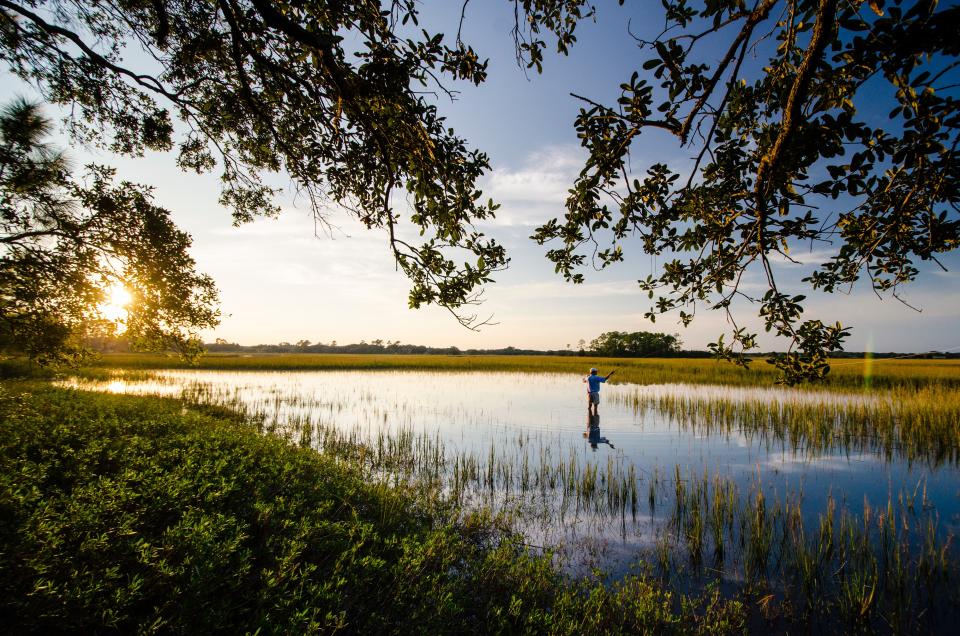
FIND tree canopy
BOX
[589,331,681,357]
[0,0,957,380]
[0,99,218,362]
[0,0,507,330]
[526,0,959,382]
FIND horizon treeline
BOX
[78,335,959,359]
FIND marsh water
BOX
[66,370,960,584]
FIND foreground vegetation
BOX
[77,353,960,391]
[3,355,958,633]
[0,381,748,634]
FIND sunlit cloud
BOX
[767,248,837,266]
[480,145,583,227]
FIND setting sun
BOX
[100,282,132,328]
[108,283,132,308]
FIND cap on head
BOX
[590,368,598,374]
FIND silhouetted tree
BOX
[0,99,218,363]
[0,0,507,330]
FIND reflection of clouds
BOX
[731,452,877,474]
[58,378,180,397]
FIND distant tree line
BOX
[588,332,682,358]
[203,339,585,357]
[80,334,956,360]
[200,332,697,357]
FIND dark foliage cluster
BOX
[527,0,959,383]
[0,100,218,363]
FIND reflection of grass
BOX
[77,352,960,390]
[660,469,957,633]
[616,385,960,466]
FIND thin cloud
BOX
[480,145,583,227]
[493,278,640,302]
[768,248,837,266]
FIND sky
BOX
[2,1,958,353]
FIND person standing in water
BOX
[584,367,615,417]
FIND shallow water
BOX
[63,369,960,579]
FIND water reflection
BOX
[58,369,959,587]
[583,413,614,450]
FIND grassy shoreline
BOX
[0,380,748,634]
[70,352,960,391]
[3,356,958,632]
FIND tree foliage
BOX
[0,99,218,362]
[0,0,508,329]
[589,330,681,357]
[0,1,956,380]
[526,0,959,382]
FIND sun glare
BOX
[109,283,132,308]
[100,282,132,329]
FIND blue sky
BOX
[2,2,958,352]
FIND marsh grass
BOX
[13,355,960,633]
[0,382,754,634]
[655,468,958,633]
[80,373,958,630]
[204,376,958,632]
[73,352,960,391]
[617,385,960,466]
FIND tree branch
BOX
[0,0,182,104]
[678,0,777,144]
[754,0,837,210]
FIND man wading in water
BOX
[584,367,615,417]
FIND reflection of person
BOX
[583,367,615,416]
[583,413,614,450]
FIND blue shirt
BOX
[585,374,607,392]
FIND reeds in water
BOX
[657,468,957,631]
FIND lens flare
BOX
[108,283,132,308]
[100,282,132,330]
